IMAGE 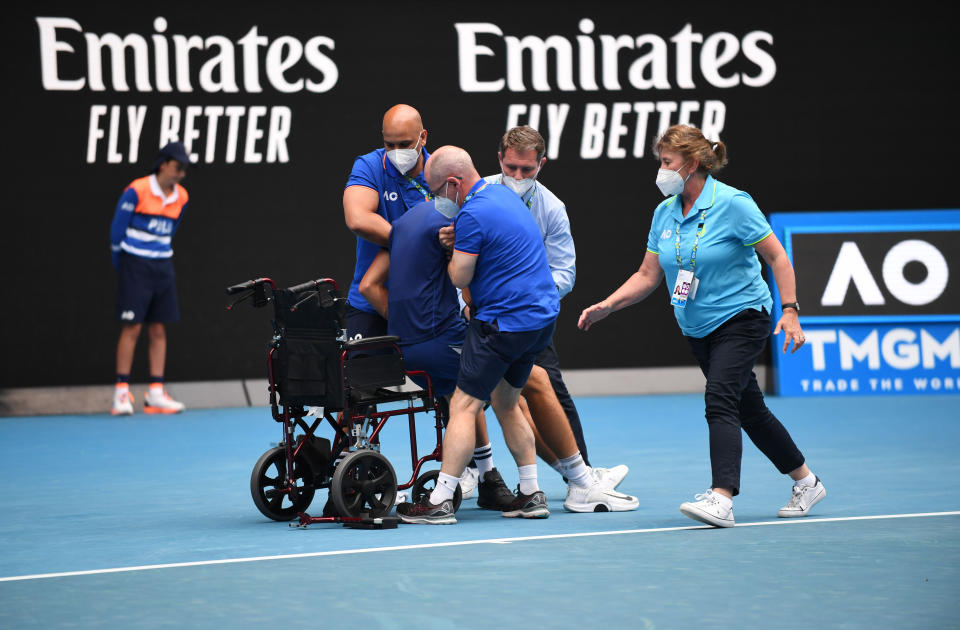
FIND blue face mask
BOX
[433,181,460,218]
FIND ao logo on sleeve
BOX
[821,239,948,307]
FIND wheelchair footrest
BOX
[342,516,399,530]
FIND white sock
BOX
[549,460,564,476]
[473,443,494,478]
[558,453,592,488]
[794,472,817,487]
[518,464,539,495]
[428,472,460,504]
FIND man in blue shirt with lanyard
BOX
[396,145,560,524]
[343,104,433,341]
[440,127,634,512]
[372,187,637,515]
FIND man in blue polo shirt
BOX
[360,198,514,511]
[343,104,432,341]
[396,146,559,524]
[359,199,466,397]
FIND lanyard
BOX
[670,180,716,271]
[498,175,536,208]
[464,181,489,202]
[675,210,706,271]
[404,174,432,201]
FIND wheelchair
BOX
[225,276,462,527]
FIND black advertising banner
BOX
[792,230,960,318]
[2,2,958,387]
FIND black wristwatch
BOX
[781,302,800,313]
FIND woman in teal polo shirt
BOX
[578,124,826,528]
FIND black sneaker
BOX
[502,488,550,519]
[396,496,456,525]
[476,468,516,511]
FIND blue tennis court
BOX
[1,393,957,628]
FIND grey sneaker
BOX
[396,496,456,525]
[501,488,550,519]
[778,478,826,518]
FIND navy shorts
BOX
[402,323,467,397]
[457,317,556,401]
[345,302,391,358]
[346,303,388,341]
[115,253,179,323]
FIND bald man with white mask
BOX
[343,104,434,342]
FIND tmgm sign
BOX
[768,210,960,396]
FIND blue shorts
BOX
[402,323,467,397]
[346,303,388,340]
[115,253,179,323]
[457,317,557,401]
[346,302,391,358]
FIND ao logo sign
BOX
[821,239,948,306]
[383,191,398,202]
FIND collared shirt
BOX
[110,174,189,260]
[483,174,576,299]
[454,180,559,332]
[646,175,773,338]
[344,147,432,313]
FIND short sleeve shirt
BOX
[454,181,559,332]
[387,201,465,346]
[646,175,773,338]
[482,174,576,299]
[344,147,432,313]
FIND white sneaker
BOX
[144,388,185,414]
[459,466,480,499]
[778,478,826,518]
[111,389,134,416]
[394,491,409,506]
[564,481,639,512]
[590,465,629,490]
[679,490,735,527]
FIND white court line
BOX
[2,510,957,583]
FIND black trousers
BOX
[686,308,804,496]
[535,338,590,467]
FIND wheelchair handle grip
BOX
[287,277,339,293]
[225,278,275,295]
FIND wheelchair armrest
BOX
[343,335,401,350]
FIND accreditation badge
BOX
[671,269,696,308]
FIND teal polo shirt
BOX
[646,175,774,338]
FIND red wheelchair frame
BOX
[226,276,462,528]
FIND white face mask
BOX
[656,162,690,197]
[386,134,422,174]
[433,181,460,218]
[501,173,536,196]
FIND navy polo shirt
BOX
[453,181,559,332]
[387,200,464,346]
[344,147,432,313]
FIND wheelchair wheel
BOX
[250,446,315,521]
[410,469,463,513]
[331,449,397,518]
